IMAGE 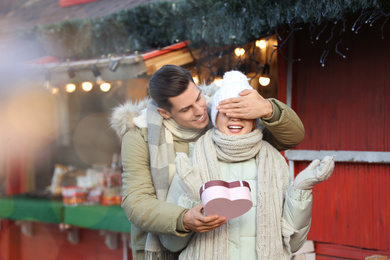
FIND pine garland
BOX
[4,0,390,60]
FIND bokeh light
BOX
[100,82,111,92]
[259,76,270,86]
[256,39,266,49]
[73,113,120,166]
[65,83,76,93]
[4,88,61,153]
[82,82,93,92]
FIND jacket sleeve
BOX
[121,129,190,236]
[261,98,305,151]
[282,185,313,253]
[159,174,196,252]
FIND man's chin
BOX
[193,118,209,129]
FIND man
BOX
[110,65,305,259]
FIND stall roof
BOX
[0,0,191,85]
[18,41,195,86]
[0,0,180,33]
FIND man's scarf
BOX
[145,100,207,259]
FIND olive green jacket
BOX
[117,98,304,260]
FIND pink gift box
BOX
[199,180,252,221]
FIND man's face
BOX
[215,112,255,136]
[158,82,209,130]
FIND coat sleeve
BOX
[282,184,313,253]
[121,129,190,236]
[159,174,197,252]
[261,98,305,151]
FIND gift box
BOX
[199,180,252,221]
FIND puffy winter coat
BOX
[160,156,312,259]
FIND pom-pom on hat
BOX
[211,70,253,126]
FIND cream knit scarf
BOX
[177,128,292,260]
[145,100,207,259]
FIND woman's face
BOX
[215,112,255,136]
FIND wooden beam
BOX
[285,150,390,164]
[144,48,195,75]
[316,242,390,259]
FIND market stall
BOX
[0,195,132,259]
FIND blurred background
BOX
[0,0,389,260]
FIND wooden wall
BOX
[288,16,390,258]
[0,220,130,260]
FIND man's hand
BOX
[183,203,226,233]
[216,89,273,119]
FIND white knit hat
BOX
[211,70,253,126]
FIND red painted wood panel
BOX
[294,160,390,252]
[316,256,343,260]
[5,150,25,195]
[290,17,390,255]
[292,22,390,152]
[277,32,288,103]
[0,221,130,260]
[315,242,390,259]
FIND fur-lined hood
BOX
[109,97,149,140]
[109,83,219,140]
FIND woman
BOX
[159,70,334,260]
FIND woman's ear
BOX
[157,108,171,119]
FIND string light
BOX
[214,78,223,87]
[259,63,270,87]
[191,39,276,85]
[255,40,266,49]
[51,87,59,95]
[234,47,245,57]
[189,8,385,78]
[259,77,270,86]
[100,82,111,92]
[82,82,93,92]
[65,83,76,93]
[193,76,199,85]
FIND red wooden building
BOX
[277,18,390,259]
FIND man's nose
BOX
[194,103,203,115]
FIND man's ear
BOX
[157,108,171,119]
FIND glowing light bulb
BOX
[259,77,270,86]
[256,40,266,49]
[100,82,111,92]
[65,83,76,93]
[235,48,245,57]
[82,82,93,92]
[51,87,59,94]
[214,78,223,87]
[193,76,199,85]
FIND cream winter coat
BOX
[160,153,313,259]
